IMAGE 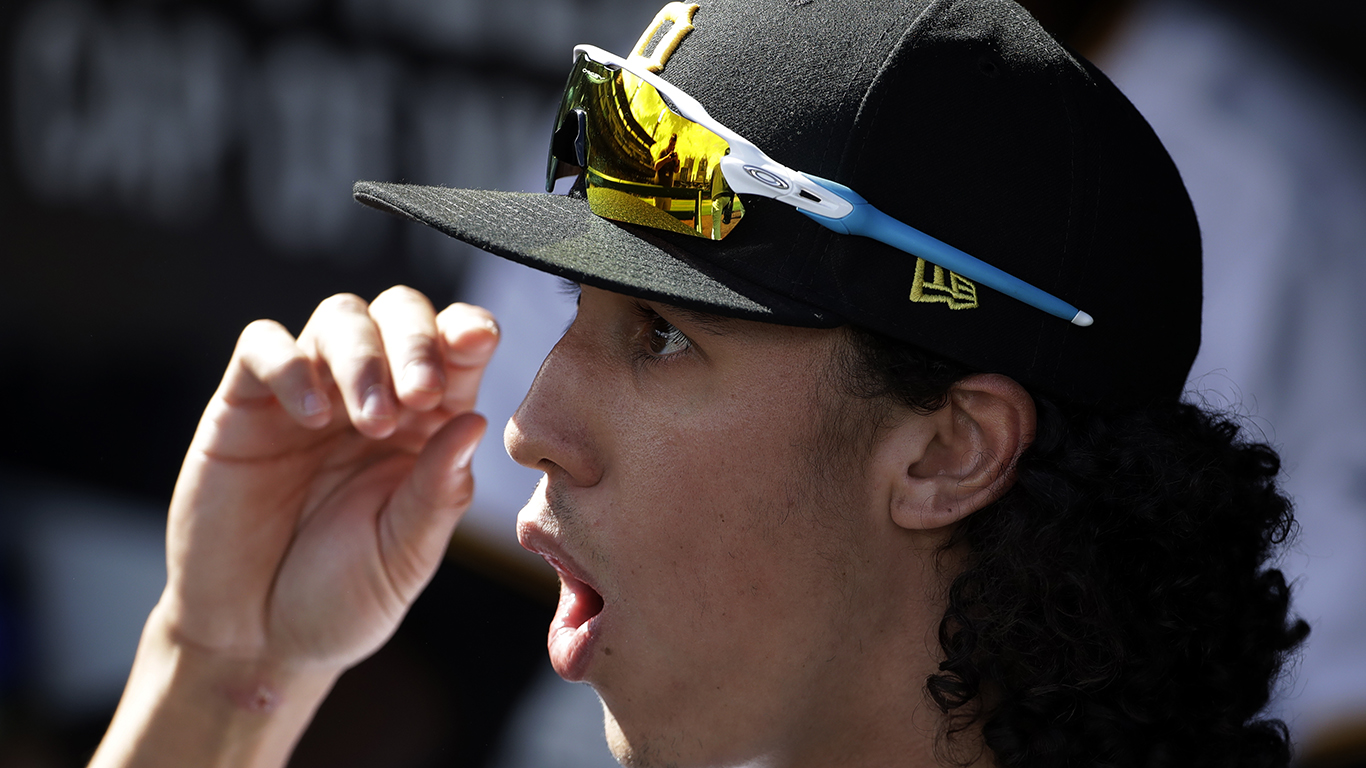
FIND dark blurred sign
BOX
[0,0,650,500]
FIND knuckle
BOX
[259,352,311,386]
[450,474,476,510]
[328,334,388,377]
[350,351,390,380]
[318,292,369,315]
[239,318,286,345]
[236,317,289,352]
[373,284,426,308]
[403,331,439,356]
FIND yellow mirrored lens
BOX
[566,58,744,240]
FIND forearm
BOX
[89,603,340,768]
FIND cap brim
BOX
[353,181,837,326]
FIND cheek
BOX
[616,396,804,527]
[591,341,872,635]
[608,402,853,624]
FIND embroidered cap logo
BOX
[910,258,979,310]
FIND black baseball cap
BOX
[354,0,1201,405]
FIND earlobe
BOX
[884,374,1035,531]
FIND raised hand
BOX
[90,286,498,768]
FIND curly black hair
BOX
[837,326,1310,768]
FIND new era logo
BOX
[910,258,978,310]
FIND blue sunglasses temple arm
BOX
[798,175,1094,327]
[564,47,1092,326]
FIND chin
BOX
[602,705,689,768]
[603,712,636,766]
[599,703,778,768]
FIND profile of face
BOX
[506,286,1030,767]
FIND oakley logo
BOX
[910,258,979,310]
[630,2,700,74]
[743,166,790,190]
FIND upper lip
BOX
[517,522,601,595]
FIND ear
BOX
[876,374,1036,531]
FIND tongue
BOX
[547,574,603,681]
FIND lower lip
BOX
[547,568,605,681]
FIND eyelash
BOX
[556,278,583,301]
[630,303,693,362]
[558,280,583,336]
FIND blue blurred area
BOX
[0,0,646,764]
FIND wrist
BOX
[90,603,342,768]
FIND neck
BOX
[768,539,992,768]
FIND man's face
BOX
[507,286,946,768]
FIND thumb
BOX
[378,412,487,602]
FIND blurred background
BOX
[1,0,1364,766]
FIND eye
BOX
[645,312,692,357]
[628,301,695,361]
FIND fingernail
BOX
[402,360,442,393]
[301,389,327,417]
[361,385,388,421]
[448,334,499,366]
[454,437,479,470]
[471,334,498,356]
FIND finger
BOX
[368,286,444,412]
[436,303,500,415]
[299,293,397,439]
[221,319,332,428]
[377,412,487,601]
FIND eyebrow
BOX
[559,278,735,337]
[660,303,735,337]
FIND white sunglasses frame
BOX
[568,44,1093,326]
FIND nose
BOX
[504,330,605,488]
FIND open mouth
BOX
[552,563,605,628]
[542,554,606,681]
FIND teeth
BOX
[540,552,605,630]
[556,569,604,628]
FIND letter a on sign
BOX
[629,3,701,73]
